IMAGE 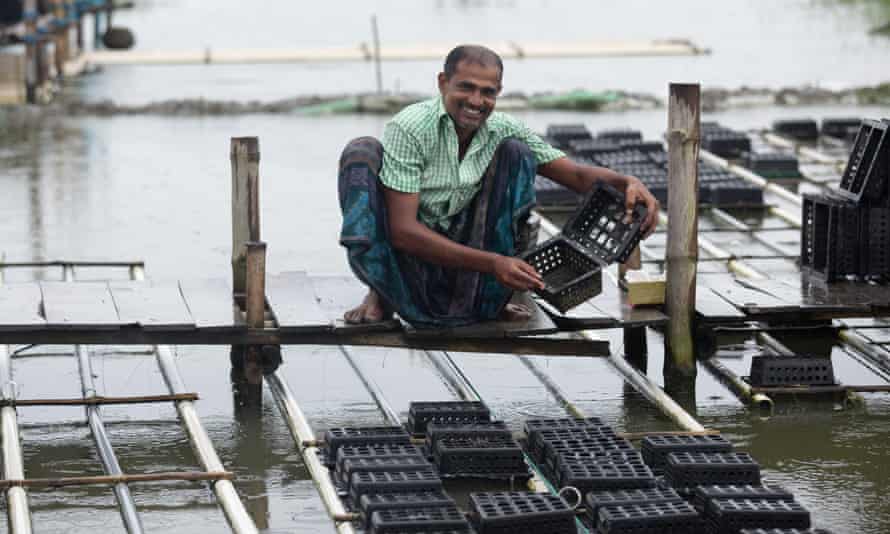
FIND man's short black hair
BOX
[443,45,503,81]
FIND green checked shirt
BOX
[380,96,565,229]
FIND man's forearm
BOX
[390,221,500,273]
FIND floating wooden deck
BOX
[0,271,650,356]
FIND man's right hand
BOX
[493,255,545,291]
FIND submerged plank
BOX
[0,283,45,330]
[695,280,748,322]
[177,278,240,329]
[705,278,797,314]
[309,276,400,333]
[40,281,121,329]
[403,291,558,339]
[266,271,331,332]
[108,281,195,331]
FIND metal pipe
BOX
[76,345,145,532]
[424,350,477,401]
[710,207,798,258]
[517,356,586,420]
[0,267,34,534]
[838,329,890,379]
[702,357,774,413]
[64,265,145,533]
[130,267,257,534]
[337,345,400,424]
[538,213,708,431]
[266,372,358,534]
[761,133,845,167]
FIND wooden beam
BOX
[231,137,259,295]
[664,83,701,375]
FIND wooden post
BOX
[664,83,700,376]
[245,241,266,330]
[371,15,383,94]
[52,0,67,79]
[231,137,260,296]
[23,0,38,103]
[620,246,647,365]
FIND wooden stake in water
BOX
[24,0,37,103]
[371,15,383,94]
[245,241,267,388]
[231,137,260,296]
[665,83,700,376]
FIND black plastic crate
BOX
[597,501,702,534]
[523,416,605,435]
[557,457,656,492]
[609,162,667,180]
[597,128,643,143]
[837,119,889,204]
[552,450,645,478]
[535,175,581,206]
[468,492,574,534]
[368,504,471,534]
[545,124,592,149]
[800,193,861,280]
[324,426,412,466]
[703,129,752,159]
[428,421,512,451]
[748,355,835,387]
[693,484,794,510]
[704,180,764,206]
[359,490,455,528]
[822,118,862,141]
[706,498,811,533]
[859,205,890,277]
[340,456,434,486]
[407,401,491,435]
[348,468,443,506]
[568,138,623,157]
[519,236,603,312]
[595,149,651,168]
[543,435,636,473]
[665,451,761,488]
[773,119,820,141]
[739,529,835,534]
[619,140,665,154]
[746,152,801,178]
[647,150,669,168]
[526,421,613,460]
[335,443,426,481]
[640,434,733,472]
[432,435,528,478]
[585,487,684,524]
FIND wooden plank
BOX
[309,276,400,333]
[40,281,121,329]
[177,278,240,329]
[0,283,45,331]
[265,271,331,333]
[695,279,747,322]
[704,278,798,314]
[775,275,873,313]
[538,299,617,330]
[403,291,558,339]
[108,281,195,331]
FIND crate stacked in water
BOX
[800,118,890,281]
[323,424,474,533]
[747,354,836,388]
[468,492,575,534]
[695,485,815,533]
[536,122,764,209]
[702,121,752,158]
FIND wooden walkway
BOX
[0,271,668,356]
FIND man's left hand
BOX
[623,175,659,237]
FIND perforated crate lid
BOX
[561,182,648,265]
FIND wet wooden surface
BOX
[266,271,331,333]
[177,278,240,329]
[108,281,195,331]
[40,281,122,329]
[542,273,668,330]
[0,283,45,330]
[309,275,401,334]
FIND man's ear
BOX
[437,72,447,94]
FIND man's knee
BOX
[496,138,533,161]
[340,136,384,172]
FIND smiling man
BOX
[338,44,659,327]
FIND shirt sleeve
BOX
[507,117,566,165]
[380,122,424,193]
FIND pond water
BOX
[2,1,890,533]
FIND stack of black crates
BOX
[801,119,890,281]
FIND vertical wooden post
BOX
[24,0,38,103]
[245,241,267,388]
[620,246,647,365]
[75,0,84,55]
[52,0,67,79]
[231,137,260,296]
[371,15,383,94]
[664,83,700,376]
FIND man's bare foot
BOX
[499,302,533,322]
[344,290,392,324]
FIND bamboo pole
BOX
[244,241,267,388]
[664,83,701,375]
[0,471,233,489]
[0,266,34,534]
[371,15,383,94]
[52,0,66,78]
[0,393,199,407]
[231,137,260,296]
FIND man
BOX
[338,44,658,327]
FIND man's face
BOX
[438,60,502,137]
